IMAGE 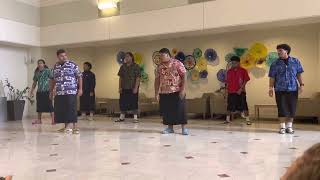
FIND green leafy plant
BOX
[4,79,34,105]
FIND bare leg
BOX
[32,113,42,124]
[50,112,55,125]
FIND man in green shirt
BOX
[116,52,141,123]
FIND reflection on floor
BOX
[0,116,319,180]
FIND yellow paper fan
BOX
[134,52,143,65]
[240,53,256,69]
[196,57,208,72]
[248,43,268,60]
[256,58,266,69]
[190,69,200,81]
[172,48,178,56]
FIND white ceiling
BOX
[16,0,85,7]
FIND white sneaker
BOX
[286,128,294,134]
[279,128,286,134]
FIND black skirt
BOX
[36,91,53,113]
[54,95,77,124]
[119,89,138,112]
[159,92,187,125]
[80,92,95,112]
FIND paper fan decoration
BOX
[117,51,126,64]
[140,72,149,83]
[152,51,161,66]
[193,48,202,59]
[266,52,279,67]
[204,48,218,62]
[139,64,145,72]
[240,53,256,69]
[190,69,200,82]
[175,51,186,62]
[233,48,248,57]
[172,48,178,56]
[248,43,268,60]
[256,58,266,69]
[217,69,226,83]
[184,55,196,70]
[226,61,233,71]
[200,70,208,79]
[134,52,143,65]
[196,57,208,71]
[225,53,237,63]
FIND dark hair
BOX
[230,56,240,62]
[84,62,92,70]
[276,44,291,55]
[56,49,66,56]
[159,48,171,57]
[34,59,49,73]
[125,52,135,63]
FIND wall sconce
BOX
[98,0,120,17]
[98,1,117,10]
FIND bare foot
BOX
[32,120,42,125]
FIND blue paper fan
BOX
[204,48,218,62]
[217,69,227,83]
[175,51,186,62]
[117,51,126,64]
[200,70,208,79]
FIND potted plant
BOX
[0,80,7,122]
[4,79,34,121]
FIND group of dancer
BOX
[30,43,304,135]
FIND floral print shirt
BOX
[53,60,82,95]
[156,59,186,94]
[269,56,304,92]
[33,68,53,92]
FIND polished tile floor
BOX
[0,116,319,180]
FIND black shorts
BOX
[275,91,298,118]
[227,92,248,112]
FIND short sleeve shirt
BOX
[226,67,250,93]
[157,59,186,94]
[118,63,141,89]
[53,60,82,95]
[268,57,304,92]
[33,68,53,92]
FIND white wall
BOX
[41,24,320,118]
[0,45,30,117]
[40,0,320,47]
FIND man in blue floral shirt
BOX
[268,44,304,134]
[50,49,83,134]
